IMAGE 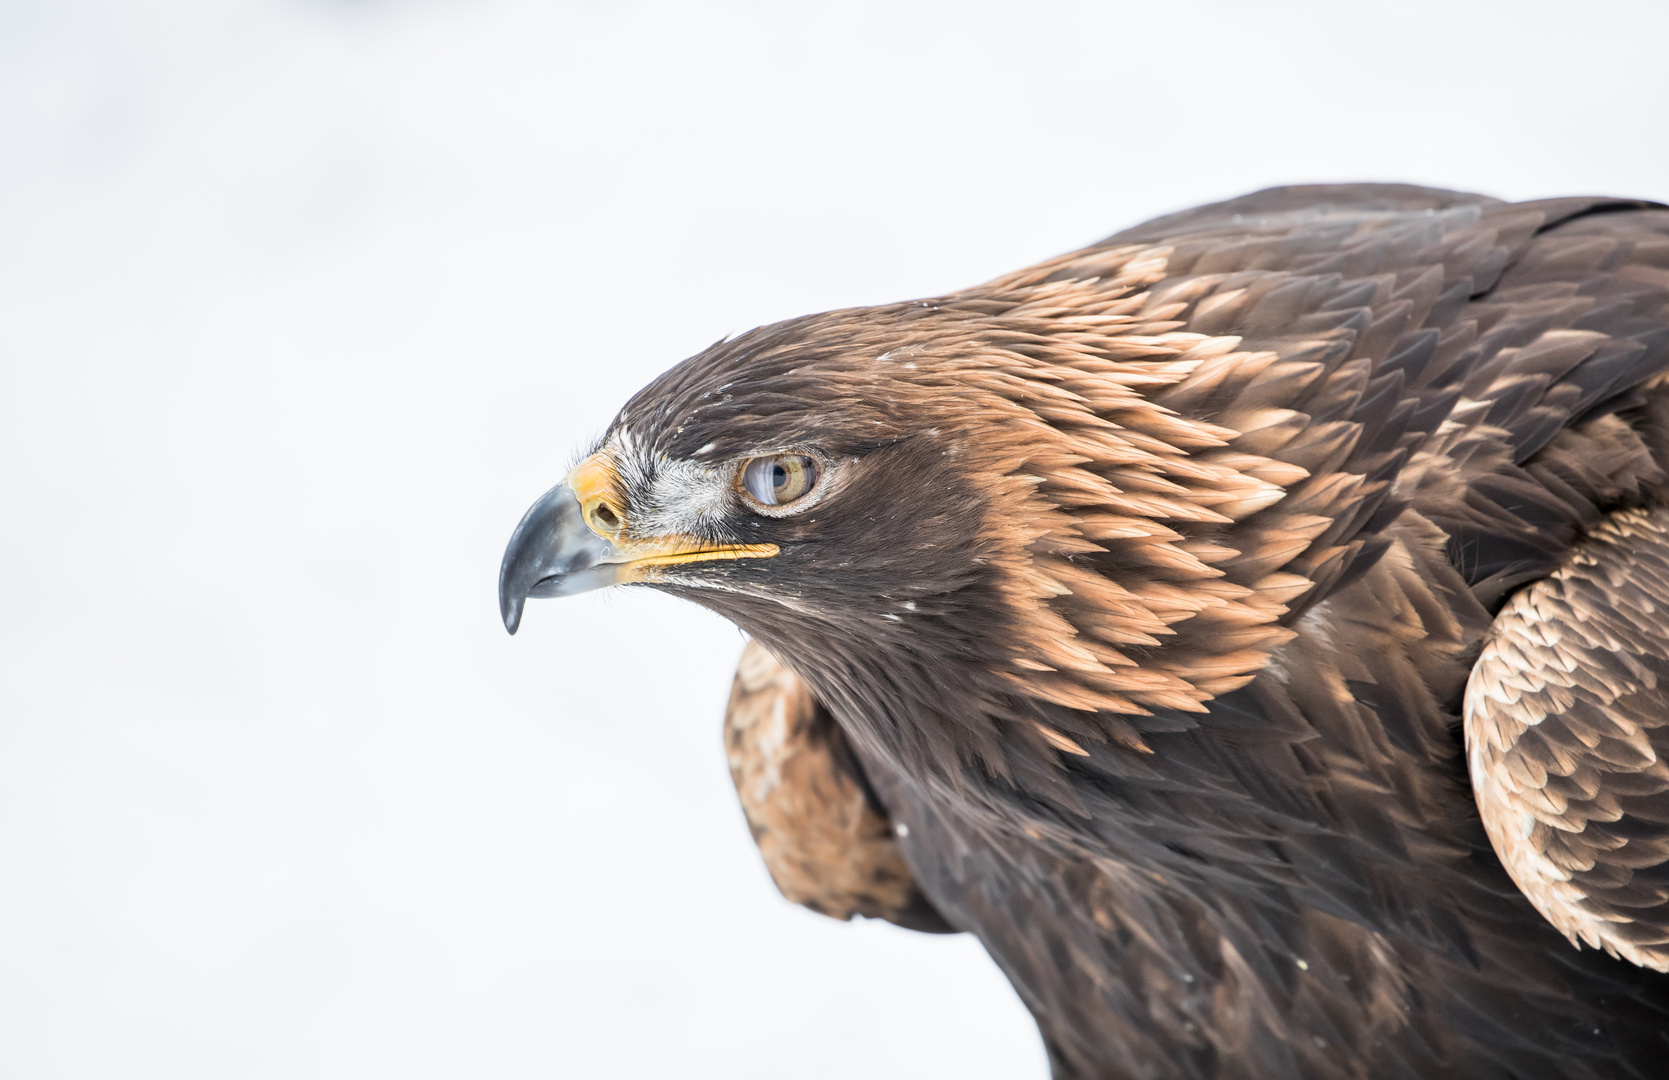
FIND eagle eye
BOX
[739,454,821,511]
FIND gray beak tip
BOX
[498,482,616,636]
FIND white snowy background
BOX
[3,1,1667,1077]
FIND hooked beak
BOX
[497,482,619,635]
[498,452,779,635]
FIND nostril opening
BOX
[592,503,621,531]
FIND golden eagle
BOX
[500,185,1669,1079]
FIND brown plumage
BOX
[723,639,952,932]
[1468,507,1669,971]
[500,184,1669,1079]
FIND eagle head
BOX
[500,246,1317,772]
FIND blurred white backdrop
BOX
[2,1,1666,1077]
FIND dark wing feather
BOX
[1467,506,1669,972]
[723,640,955,933]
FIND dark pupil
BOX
[772,463,788,492]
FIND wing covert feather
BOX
[723,640,955,933]
[1467,506,1669,971]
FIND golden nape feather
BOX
[501,184,1669,1080]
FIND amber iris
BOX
[741,454,820,507]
